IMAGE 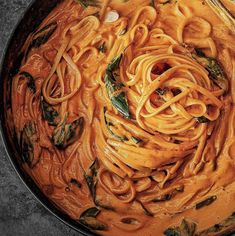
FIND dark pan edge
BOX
[0,1,96,235]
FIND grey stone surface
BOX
[0,1,81,235]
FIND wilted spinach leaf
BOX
[193,48,228,92]
[74,0,101,8]
[25,22,57,59]
[41,97,60,126]
[84,159,98,201]
[20,121,41,168]
[79,207,108,231]
[20,71,36,93]
[164,219,197,236]
[105,54,131,119]
[195,195,217,210]
[52,114,84,149]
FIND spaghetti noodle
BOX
[11,0,235,235]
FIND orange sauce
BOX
[11,0,235,235]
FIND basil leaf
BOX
[195,196,217,210]
[193,49,228,92]
[195,116,210,124]
[111,92,130,119]
[156,88,167,96]
[95,200,115,211]
[80,207,100,218]
[104,107,128,141]
[195,48,206,57]
[41,97,60,126]
[25,22,57,59]
[131,137,142,144]
[152,186,184,202]
[70,178,82,188]
[20,122,41,168]
[98,42,107,53]
[52,114,84,149]
[79,207,108,231]
[74,0,100,8]
[84,159,98,201]
[105,55,131,119]
[136,200,153,217]
[31,22,57,48]
[107,54,123,71]
[19,71,36,93]
[164,228,180,236]
[197,212,235,235]
[164,219,197,236]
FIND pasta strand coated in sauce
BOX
[11,0,235,235]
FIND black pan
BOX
[0,1,95,235]
[0,1,235,236]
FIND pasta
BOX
[11,0,235,235]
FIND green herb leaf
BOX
[195,48,206,57]
[19,71,36,93]
[84,159,98,201]
[20,122,41,168]
[131,137,142,144]
[164,219,197,236]
[152,186,184,202]
[41,97,60,126]
[104,107,128,142]
[79,207,108,231]
[94,199,115,211]
[26,22,57,59]
[195,116,209,124]
[195,195,217,210]
[180,219,197,236]
[108,54,123,71]
[32,22,57,48]
[164,228,180,236]
[136,200,153,217]
[194,49,228,92]
[105,55,131,118]
[67,117,85,144]
[207,58,228,91]
[111,92,130,119]
[74,0,100,8]
[52,114,84,149]
[156,88,166,96]
[197,212,235,235]
[70,178,82,188]
[80,207,100,218]
[98,42,107,53]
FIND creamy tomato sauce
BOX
[11,0,235,235]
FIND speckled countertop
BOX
[0,1,81,235]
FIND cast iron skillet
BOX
[0,1,96,235]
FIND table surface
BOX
[0,0,81,235]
